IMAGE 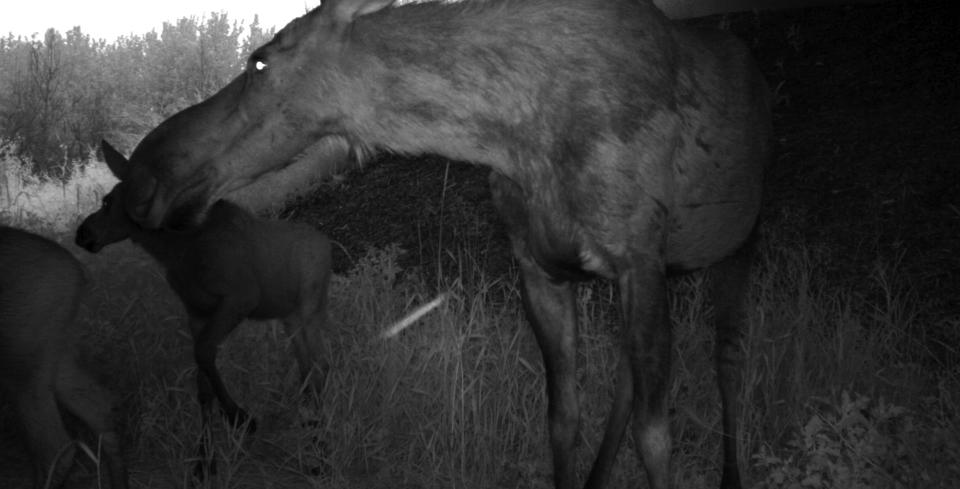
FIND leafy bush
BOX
[753,391,960,489]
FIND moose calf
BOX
[76,141,332,470]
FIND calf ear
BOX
[101,140,129,180]
[324,0,394,24]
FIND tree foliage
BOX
[0,12,275,178]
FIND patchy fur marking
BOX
[381,293,448,338]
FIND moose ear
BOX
[101,140,129,181]
[325,0,394,24]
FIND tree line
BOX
[0,13,275,178]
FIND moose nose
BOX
[74,224,100,253]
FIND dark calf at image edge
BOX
[0,226,129,489]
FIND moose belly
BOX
[665,197,759,271]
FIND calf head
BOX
[76,141,144,252]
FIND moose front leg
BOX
[516,254,581,489]
[190,311,253,432]
[189,309,251,479]
[621,259,673,489]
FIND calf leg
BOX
[708,242,754,489]
[18,370,75,489]
[285,267,331,396]
[188,310,249,478]
[55,358,128,489]
[516,253,580,489]
[285,315,330,396]
[190,313,251,430]
[188,317,217,477]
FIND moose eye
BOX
[253,60,268,72]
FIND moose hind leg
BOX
[708,242,754,489]
[517,254,580,489]
[623,260,673,489]
[583,347,634,489]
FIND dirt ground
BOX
[291,0,958,348]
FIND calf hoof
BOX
[193,451,217,479]
[309,460,333,477]
[224,407,257,434]
[720,469,743,489]
[300,417,330,475]
[308,438,332,476]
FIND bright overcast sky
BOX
[2,1,322,42]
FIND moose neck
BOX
[128,224,195,267]
[330,0,671,183]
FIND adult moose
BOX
[76,141,332,472]
[0,226,128,489]
[111,0,776,487]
